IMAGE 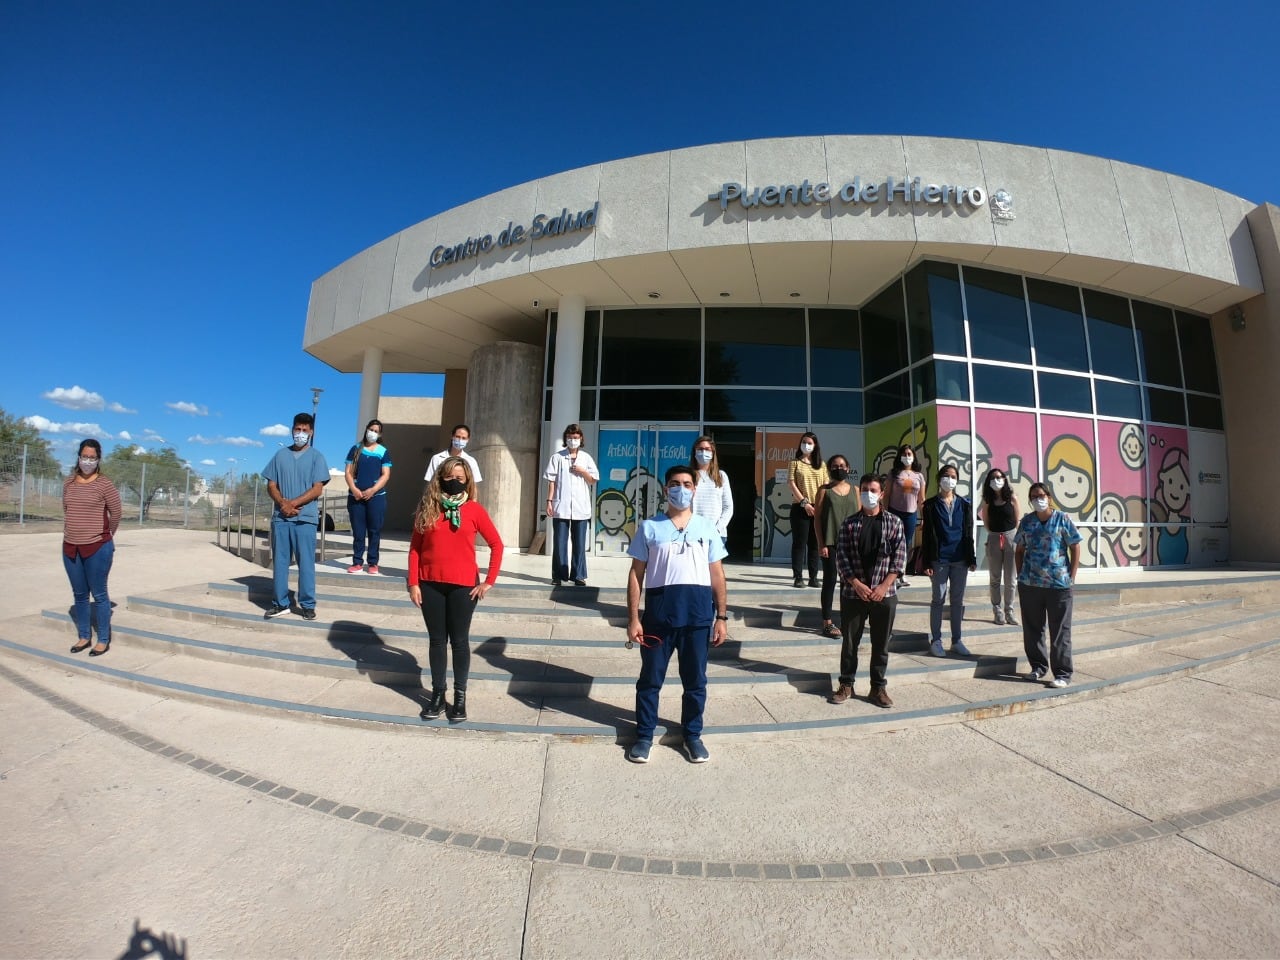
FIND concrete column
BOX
[466,342,543,549]
[357,346,384,437]
[1220,202,1280,563]
[548,293,586,434]
[440,369,468,446]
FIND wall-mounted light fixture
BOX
[647,291,661,300]
[1229,306,1246,332]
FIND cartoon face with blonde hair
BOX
[1045,434,1096,521]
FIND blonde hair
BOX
[1045,434,1097,517]
[413,456,476,531]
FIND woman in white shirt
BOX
[689,435,733,547]
[543,423,599,587]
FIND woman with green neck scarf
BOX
[408,456,504,722]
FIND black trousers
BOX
[838,594,897,689]
[790,504,819,581]
[419,581,476,692]
[820,554,838,621]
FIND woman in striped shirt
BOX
[63,439,122,656]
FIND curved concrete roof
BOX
[305,135,1264,374]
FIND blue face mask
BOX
[667,485,695,510]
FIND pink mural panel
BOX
[1096,419,1148,568]
[1146,424,1190,565]
[1041,414,1097,524]
[934,405,974,496]
[972,407,1037,507]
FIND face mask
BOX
[902,455,914,466]
[440,477,467,496]
[860,491,880,510]
[293,431,310,447]
[79,457,99,474]
[939,477,957,492]
[667,485,694,510]
[566,438,581,450]
[990,477,1005,490]
[830,467,849,482]
[800,442,814,455]
[695,449,713,465]
[451,437,467,450]
[1032,497,1050,513]
[365,430,380,444]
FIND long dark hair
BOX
[980,468,1011,506]
[71,438,104,479]
[890,443,916,477]
[823,453,851,489]
[360,418,383,446]
[794,432,821,467]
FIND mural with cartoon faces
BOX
[937,427,990,499]
[1044,434,1096,522]
[1150,436,1191,565]
[1118,423,1145,470]
[870,417,933,482]
[763,477,792,558]
[594,488,633,553]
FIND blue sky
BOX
[3,0,1276,479]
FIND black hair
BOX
[292,412,314,429]
[890,443,915,477]
[858,472,882,491]
[980,468,1010,507]
[361,418,383,443]
[794,432,822,466]
[665,463,697,485]
[1028,481,1050,502]
[936,463,959,483]
[451,423,471,437]
[562,423,584,444]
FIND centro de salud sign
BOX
[708,177,990,212]
[429,202,600,270]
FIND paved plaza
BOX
[1,528,1278,959]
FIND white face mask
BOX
[939,476,957,492]
[990,477,1005,490]
[902,455,914,466]
[293,431,310,447]
[1032,497,1050,513]
[566,438,581,450]
[860,491,880,510]
[451,436,467,450]
[365,430,380,444]
[695,449,713,465]
[800,442,814,455]
[79,457,99,474]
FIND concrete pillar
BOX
[1219,202,1280,563]
[440,369,468,447]
[548,294,585,435]
[357,346,384,438]
[466,342,543,549]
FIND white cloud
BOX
[200,459,217,466]
[260,423,291,437]
[107,401,137,414]
[43,385,105,411]
[166,401,209,416]
[142,429,166,443]
[132,445,147,455]
[24,415,110,437]
[118,430,133,441]
[329,467,344,476]
[188,434,263,448]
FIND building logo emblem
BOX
[990,189,1015,221]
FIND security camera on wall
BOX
[532,299,540,309]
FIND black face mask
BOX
[830,467,849,482]
[440,478,467,496]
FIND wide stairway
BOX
[4,558,1280,743]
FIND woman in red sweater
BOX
[63,438,123,656]
[408,456,503,722]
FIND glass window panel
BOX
[581,311,601,387]
[1187,393,1224,430]
[600,308,701,386]
[704,307,805,386]
[1176,311,1220,394]
[1037,372,1093,414]
[1095,380,1143,420]
[913,362,935,405]
[703,389,807,424]
[865,372,910,422]
[964,267,1031,364]
[904,261,965,361]
[1146,387,1186,425]
[1084,291,1138,380]
[543,389,552,422]
[972,364,1034,407]
[598,388,699,421]
[1132,301,1182,388]
[933,359,969,401]
[861,281,909,384]
[580,389,596,421]
[810,390,863,425]
[1027,278,1088,371]
[809,309,861,387]
[545,313,557,387]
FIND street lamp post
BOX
[310,387,324,434]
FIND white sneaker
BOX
[1049,677,1068,688]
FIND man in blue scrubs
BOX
[262,413,329,620]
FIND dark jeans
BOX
[838,593,897,689]
[890,509,918,567]
[63,539,115,643]
[1018,584,1074,680]
[552,518,589,581]
[347,494,387,566]
[790,504,819,581]
[419,581,477,692]
[820,553,838,621]
[635,624,711,740]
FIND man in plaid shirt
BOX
[832,473,907,708]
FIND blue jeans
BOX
[635,624,711,739]
[63,539,115,643]
[891,509,918,561]
[272,519,317,610]
[929,560,969,644]
[552,518,589,582]
[347,494,387,566]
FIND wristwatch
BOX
[715,614,729,621]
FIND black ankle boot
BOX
[420,689,445,720]
[449,689,467,722]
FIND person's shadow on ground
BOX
[326,620,429,715]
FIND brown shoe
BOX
[869,687,893,708]
[829,683,853,704]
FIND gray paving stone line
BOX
[3,660,1278,883]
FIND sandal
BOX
[70,640,92,654]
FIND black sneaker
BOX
[264,604,290,620]
[300,607,317,621]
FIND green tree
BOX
[102,445,191,519]
[0,405,62,479]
